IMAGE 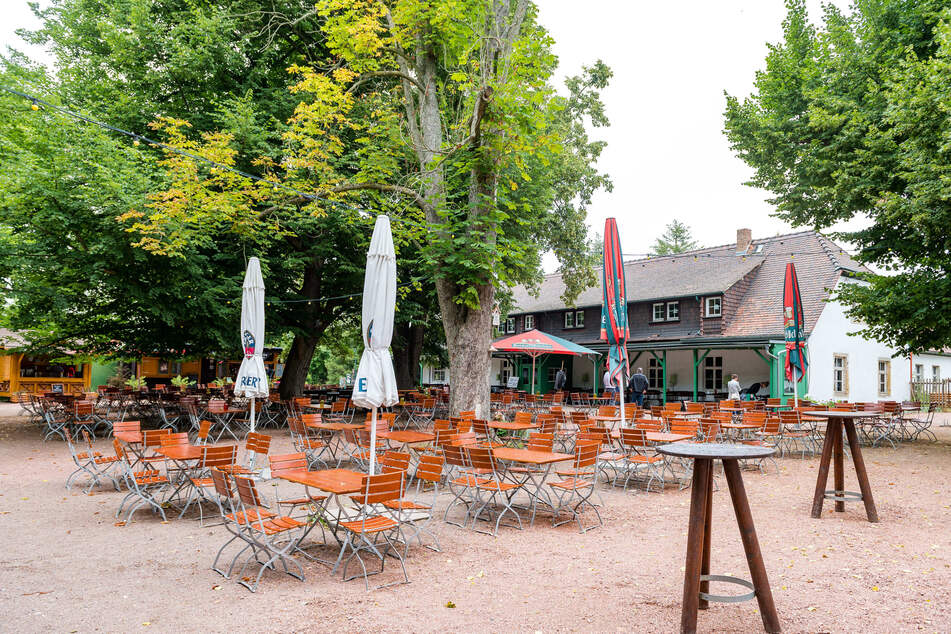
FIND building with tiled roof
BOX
[487,228,951,403]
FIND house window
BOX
[652,303,665,322]
[574,310,584,328]
[705,297,722,317]
[667,301,680,321]
[703,356,722,391]
[833,354,848,395]
[505,317,515,334]
[432,368,447,382]
[877,360,891,396]
[648,357,663,389]
[914,364,924,382]
[933,365,941,381]
[564,311,574,328]
[524,315,534,330]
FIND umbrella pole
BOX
[531,354,537,395]
[369,406,377,474]
[619,373,626,428]
[248,396,256,469]
[793,370,799,409]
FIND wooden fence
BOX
[910,379,951,408]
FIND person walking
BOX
[554,365,567,392]
[629,367,649,407]
[727,373,741,400]
[602,366,616,404]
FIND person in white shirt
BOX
[602,368,616,403]
[727,373,741,400]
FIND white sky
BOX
[2,0,863,263]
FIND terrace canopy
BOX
[491,329,600,394]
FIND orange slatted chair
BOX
[549,440,602,532]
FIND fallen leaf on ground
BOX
[445,601,456,609]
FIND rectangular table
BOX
[276,468,366,559]
[493,448,573,524]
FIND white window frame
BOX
[932,365,941,381]
[432,368,447,382]
[574,310,584,328]
[524,315,534,330]
[705,296,722,318]
[505,317,515,334]
[877,359,891,396]
[652,303,666,322]
[833,354,848,395]
[914,364,924,382]
[564,311,574,329]
[666,301,680,321]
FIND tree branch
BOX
[329,182,426,211]
[347,70,424,94]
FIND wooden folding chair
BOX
[113,439,169,523]
[549,440,602,532]
[618,428,666,492]
[465,446,523,536]
[64,428,120,494]
[177,444,238,525]
[382,454,444,554]
[232,474,308,592]
[334,471,409,590]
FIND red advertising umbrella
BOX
[783,262,807,406]
[492,329,598,394]
[601,218,630,425]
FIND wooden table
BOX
[610,430,694,444]
[489,421,538,432]
[277,468,364,494]
[154,444,205,461]
[802,410,879,522]
[114,430,143,444]
[377,430,435,449]
[493,448,573,524]
[656,442,780,634]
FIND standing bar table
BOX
[656,442,781,634]
[802,410,878,522]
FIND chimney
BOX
[736,228,752,254]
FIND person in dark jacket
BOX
[554,366,567,392]
[629,367,649,407]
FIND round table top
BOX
[655,441,775,460]
[799,410,877,419]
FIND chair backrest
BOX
[699,421,720,442]
[269,452,308,476]
[669,421,700,437]
[458,410,476,421]
[619,427,650,448]
[779,410,801,425]
[112,438,128,463]
[719,399,738,409]
[442,443,468,468]
[330,400,347,413]
[245,432,271,457]
[448,431,479,447]
[464,446,498,474]
[112,420,141,435]
[74,401,94,416]
[663,402,681,412]
[650,406,664,418]
[209,467,233,499]
[598,406,618,417]
[415,454,444,484]
[634,418,662,432]
[709,411,733,423]
[160,432,189,447]
[301,413,322,426]
[762,416,781,434]
[471,419,492,436]
[195,419,212,443]
[234,474,266,509]
[685,402,704,414]
[526,432,554,452]
[587,426,613,446]
[536,415,557,434]
[202,444,238,469]
[380,451,410,474]
[208,399,227,413]
[142,429,171,448]
[573,440,600,470]
[353,471,404,505]
[513,411,533,425]
[742,411,767,425]
[365,417,390,434]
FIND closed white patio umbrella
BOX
[351,215,398,474]
[234,257,269,453]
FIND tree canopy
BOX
[724,0,951,353]
[650,219,698,256]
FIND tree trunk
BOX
[279,334,319,399]
[392,322,424,390]
[439,281,495,418]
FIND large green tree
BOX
[128,1,612,416]
[724,0,951,353]
[1,0,407,395]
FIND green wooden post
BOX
[649,350,667,404]
[692,349,711,402]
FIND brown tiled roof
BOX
[512,252,764,312]
[510,230,870,341]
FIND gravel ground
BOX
[1,406,950,633]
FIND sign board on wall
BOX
[506,376,519,389]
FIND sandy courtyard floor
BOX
[1,409,950,633]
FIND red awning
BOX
[491,329,596,358]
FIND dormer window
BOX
[652,301,680,322]
[705,296,722,318]
[505,317,515,333]
[524,315,534,330]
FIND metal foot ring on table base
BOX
[656,442,781,634]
